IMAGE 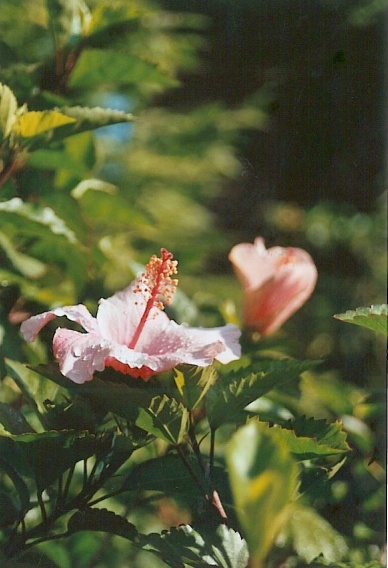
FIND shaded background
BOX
[158,0,385,213]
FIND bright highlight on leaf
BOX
[226,420,299,567]
[13,111,76,138]
[334,304,387,336]
[0,82,18,138]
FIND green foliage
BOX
[334,304,388,336]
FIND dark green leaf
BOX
[68,507,138,540]
[0,430,99,491]
[0,456,30,514]
[0,402,35,435]
[207,359,317,429]
[334,304,387,336]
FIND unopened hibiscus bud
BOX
[21,248,241,384]
[228,237,317,335]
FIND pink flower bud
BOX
[229,237,317,335]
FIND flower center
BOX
[128,248,178,349]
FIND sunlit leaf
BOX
[0,82,18,138]
[136,395,189,445]
[13,110,76,139]
[57,105,135,135]
[0,198,78,243]
[226,421,299,567]
[334,304,387,336]
[174,366,218,411]
[287,504,348,563]
[143,524,249,568]
[260,416,351,461]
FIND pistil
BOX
[128,248,178,349]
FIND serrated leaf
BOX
[0,82,18,138]
[136,395,189,445]
[68,507,138,540]
[174,366,218,411]
[226,421,299,567]
[260,417,350,461]
[207,359,316,429]
[287,504,348,563]
[334,304,387,336]
[57,105,135,135]
[2,430,105,492]
[13,110,76,139]
[143,524,249,568]
[68,49,179,89]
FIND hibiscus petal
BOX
[228,237,277,290]
[20,304,98,342]
[243,256,318,335]
[53,328,111,384]
[137,317,241,367]
[96,283,145,345]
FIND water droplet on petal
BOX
[72,345,82,357]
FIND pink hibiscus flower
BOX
[229,237,317,335]
[21,249,241,383]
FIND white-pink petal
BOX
[53,328,111,383]
[20,304,98,342]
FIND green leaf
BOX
[31,364,188,444]
[136,395,189,445]
[0,231,46,278]
[207,359,316,429]
[1,430,102,492]
[261,416,350,461]
[123,453,202,495]
[287,504,348,563]
[68,49,179,89]
[334,304,387,336]
[0,456,30,514]
[0,199,87,293]
[226,420,299,567]
[0,198,78,243]
[174,366,218,411]
[0,82,18,139]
